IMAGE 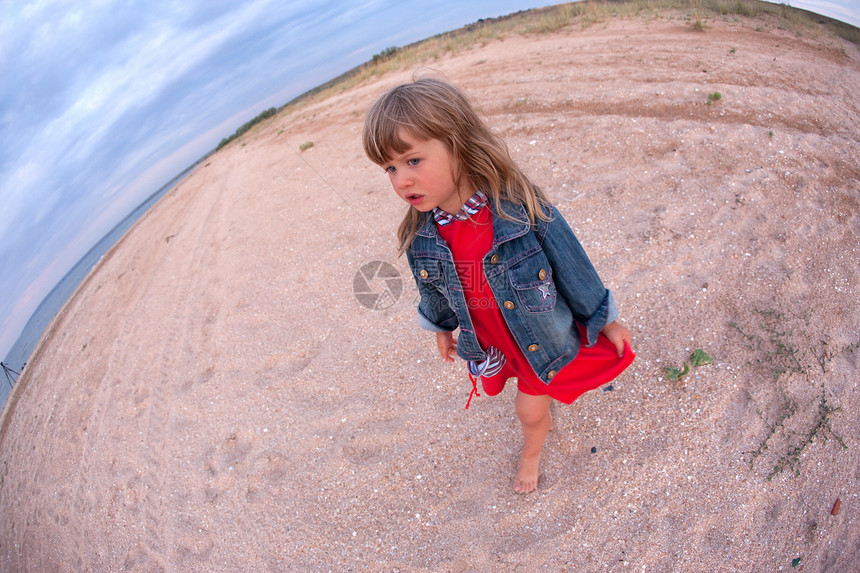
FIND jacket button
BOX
[538,269,547,280]
[419,269,429,278]
[528,344,539,352]
[547,370,556,380]
[490,254,499,264]
[504,300,515,310]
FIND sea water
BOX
[0,158,206,407]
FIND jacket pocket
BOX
[412,258,444,285]
[411,258,453,302]
[412,257,461,330]
[508,258,556,313]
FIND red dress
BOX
[436,206,634,405]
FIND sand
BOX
[1,9,859,572]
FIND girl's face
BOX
[381,130,474,214]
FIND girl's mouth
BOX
[405,193,423,205]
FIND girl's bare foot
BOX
[514,452,540,493]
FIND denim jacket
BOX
[406,198,618,385]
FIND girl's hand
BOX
[436,331,457,363]
[602,321,632,357]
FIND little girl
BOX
[362,76,635,493]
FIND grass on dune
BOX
[217,0,858,151]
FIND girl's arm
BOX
[436,331,457,362]
[539,205,617,346]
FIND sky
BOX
[0,0,857,361]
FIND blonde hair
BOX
[362,75,551,253]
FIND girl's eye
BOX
[407,158,420,166]
[385,166,396,173]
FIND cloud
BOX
[2,2,270,233]
[792,0,860,26]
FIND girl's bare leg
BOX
[514,391,553,493]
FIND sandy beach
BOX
[1,6,859,572]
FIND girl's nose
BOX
[392,172,412,190]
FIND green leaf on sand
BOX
[664,363,690,381]
[690,348,714,367]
